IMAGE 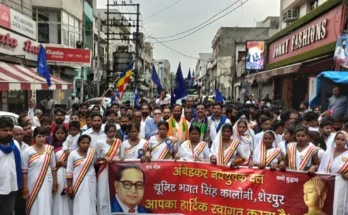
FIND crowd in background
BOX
[1,85,348,214]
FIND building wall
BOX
[280,0,328,29]
[212,27,270,97]
[32,0,82,20]
[1,0,32,17]
[154,59,171,90]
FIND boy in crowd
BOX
[63,121,81,153]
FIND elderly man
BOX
[67,93,80,110]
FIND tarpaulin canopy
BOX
[310,71,348,107]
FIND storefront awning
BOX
[245,63,302,82]
[0,62,73,91]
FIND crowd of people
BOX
[1,85,348,214]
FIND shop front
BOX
[0,25,91,113]
[246,1,344,109]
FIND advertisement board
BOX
[108,161,346,215]
[245,41,265,70]
[0,3,36,40]
[0,27,91,67]
[333,34,348,68]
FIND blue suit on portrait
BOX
[110,196,152,213]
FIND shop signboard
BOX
[0,3,36,40]
[268,5,342,65]
[0,27,91,67]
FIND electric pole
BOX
[80,0,85,101]
[105,1,141,93]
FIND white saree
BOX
[288,142,318,171]
[21,145,57,215]
[318,131,348,214]
[120,139,149,160]
[66,148,97,215]
[253,131,282,167]
[148,136,179,160]
[95,138,122,215]
[53,149,72,215]
[209,132,244,166]
[178,140,210,162]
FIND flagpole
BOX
[100,77,121,98]
[31,69,38,101]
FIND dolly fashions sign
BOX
[268,5,342,65]
[108,161,345,215]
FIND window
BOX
[62,12,69,46]
[311,0,319,10]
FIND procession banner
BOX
[108,161,345,215]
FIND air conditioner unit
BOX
[283,9,299,23]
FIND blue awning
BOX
[310,72,348,107]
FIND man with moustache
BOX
[184,107,194,123]
[186,97,196,118]
[139,105,151,139]
[51,109,69,134]
[21,122,33,145]
[82,113,106,149]
[167,105,189,144]
[162,108,171,121]
[118,115,131,141]
[39,116,53,144]
[0,117,22,215]
[189,103,211,144]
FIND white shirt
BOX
[13,139,29,154]
[139,116,150,139]
[28,108,36,126]
[209,118,231,142]
[83,128,107,149]
[115,194,138,213]
[0,149,18,194]
[62,134,80,152]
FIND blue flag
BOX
[134,88,141,109]
[187,68,191,80]
[151,64,163,93]
[171,63,187,105]
[36,45,51,87]
[215,89,223,102]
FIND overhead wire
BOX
[143,0,183,21]
[148,0,241,40]
[151,0,250,43]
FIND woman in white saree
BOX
[233,120,253,166]
[95,123,122,215]
[286,126,320,173]
[178,126,210,162]
[210,124,247,167]
[67,135,97,215]
[52,125,72,215]
[252,130,286,170]
[120,123,149,160]
[22,127,58,215]
[318,131,348,214]
[319,131,348,175]
[145,121,179,161]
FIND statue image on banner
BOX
[303,177,328,215]
[110,164,152,214]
